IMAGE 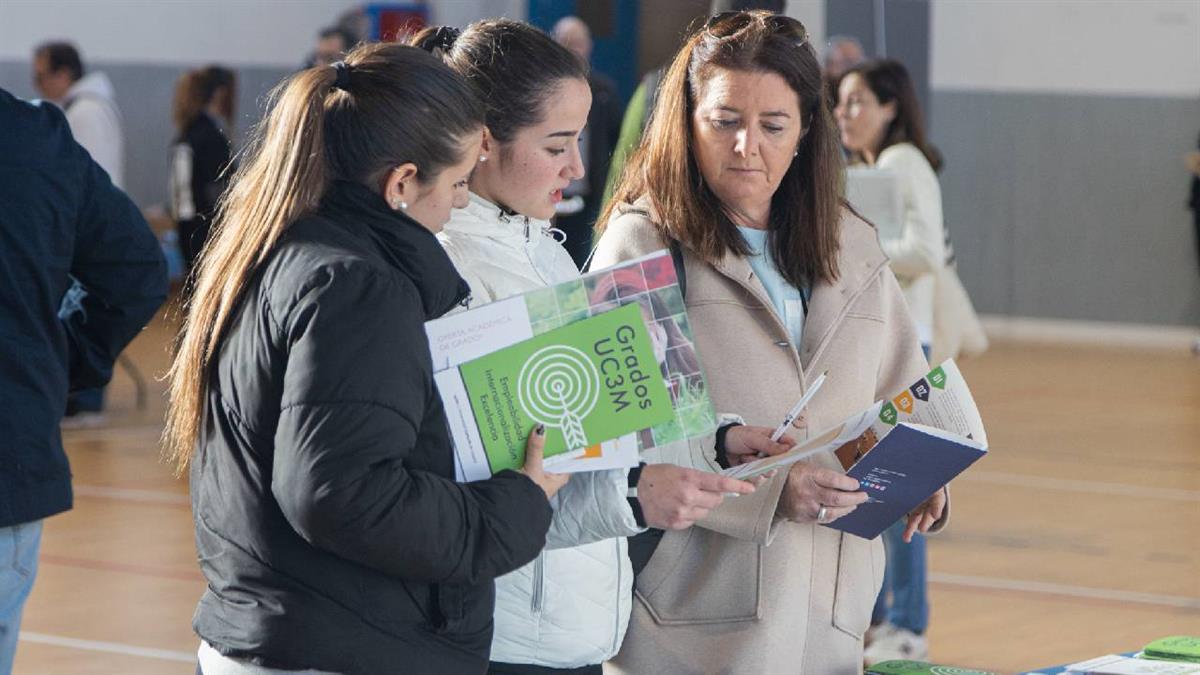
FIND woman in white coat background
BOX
[836,57,948,663]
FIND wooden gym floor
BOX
[12,307,1200,674]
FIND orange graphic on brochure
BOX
[893,391,915,414]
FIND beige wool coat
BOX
[592,200,941,675]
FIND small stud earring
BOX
[479,155,488,163]
[399,201,408,210]
[392,199,407,210]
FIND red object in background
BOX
[375,6,426,42]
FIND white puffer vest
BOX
[438,193,642,668]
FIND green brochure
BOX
[454,303,674,474]
[1144,637,1200,664]
[428,249,718,482]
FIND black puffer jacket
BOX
[191,181,552,674]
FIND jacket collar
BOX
[443,192,553,248]
[320,180,469,319]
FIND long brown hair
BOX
[599,10,845,288]
[163,43,484,474]
[172,65,237,133]
[844,58,942,172]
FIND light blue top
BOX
[737,226,807,348]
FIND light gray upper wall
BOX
[930,0,1200,99]
[0,0,361,66]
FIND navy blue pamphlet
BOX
[827,423,986,540]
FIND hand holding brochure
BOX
[436,303,674,479]
[723,402,882,481]
[427,250,719,481]
[832,422,985,539]
[723,360,988,539]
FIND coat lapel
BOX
[800,217,889,367]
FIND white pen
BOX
[769,370,828,442]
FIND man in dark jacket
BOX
[0,88,167,670]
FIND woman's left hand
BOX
[903,487,947,542]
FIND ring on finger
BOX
[815,505,829,524]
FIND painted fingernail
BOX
[535,424,545,436]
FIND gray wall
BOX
[0,60,292,208]
[931,91,1200,326]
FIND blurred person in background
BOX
[32,42,124,188]
[305,26,355,69]
[0,87,166,673]
[169,65,236,278]
[822,35,865,107]
[165,44,565,674]
[595,12,946,673]
[551,16,622,268]
[836,58,946,663]
[33,41,128,423]
[413,20,773,674]
[1189,132,1200,278]
[1189,133,1200,355]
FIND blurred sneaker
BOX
[864,625,928,666]
[864,622,894,648]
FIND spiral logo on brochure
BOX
[517,345,600,450]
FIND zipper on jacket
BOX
[531,552,545,615]
[498,206,561,287]
[521,216,557,288]
[611,539,623,654]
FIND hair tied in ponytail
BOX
[331,61,351,91]
[410,25,461,56]
[430,26,461,52]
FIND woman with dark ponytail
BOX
[412,20,777,675]
[165,43,566,674]
[169,65,236,274]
